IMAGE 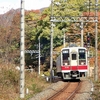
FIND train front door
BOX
[70,53,78,66]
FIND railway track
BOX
[47,81,81,100]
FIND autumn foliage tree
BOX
[0,0,100,68]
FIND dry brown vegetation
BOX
[0,61,51,100]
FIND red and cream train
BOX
[56,44,88,80]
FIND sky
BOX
[0,0,51,14]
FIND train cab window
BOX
[79,49,86,65]
[62,50,69,65]
[72,54,76,60]
[79,49,86,59]
[62,50,69,60]
[63,53,69,60]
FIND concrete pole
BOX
[20,0,25,98]
[50,0,53,82]
[63,29,65,48]
[88,57,90,77]
[38,37,40,75]
[81,21,84,47]
[94,0,98,81]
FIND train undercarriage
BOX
[57,71,87,80]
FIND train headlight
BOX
[81,62,84,65]
[64,63,68,65]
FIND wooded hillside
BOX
[0,0,100,70]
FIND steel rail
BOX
[47,82,70,100]
[47,81,81,100]
[66,81,81,100]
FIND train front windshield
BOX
[79,49,86,59]
[62,49,69,65]
[79,49,86,65]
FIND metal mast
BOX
[95,0,98,81]
[63,29,66,48]
[50,0,53,82]
[38,37,40,75]
[20,0,25,98]
[80,21,84,47]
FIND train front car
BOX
[56,45,88,80]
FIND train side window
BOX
[72,54,76,60]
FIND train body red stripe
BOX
[61,65,88,70]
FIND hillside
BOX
[0,0,100,99]
[0,0,100,70]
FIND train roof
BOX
[68,44,77,47]
[61,44,87,51]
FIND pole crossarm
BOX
[25,50,39,53]
[53,51,60,54]
[50,16,98,23]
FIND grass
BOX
[0,63,51,100]
[91,80,100,100]
[1,54,99,100]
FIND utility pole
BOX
[20,0,25,98]
[50,0,53,82]
[38,37,40,75]
[64,31,65,48]
[87,32,90,77]
[94,0,98,81]
[63,28,66,48]
[80,21,84,47]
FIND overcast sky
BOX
[0,0,51,14]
